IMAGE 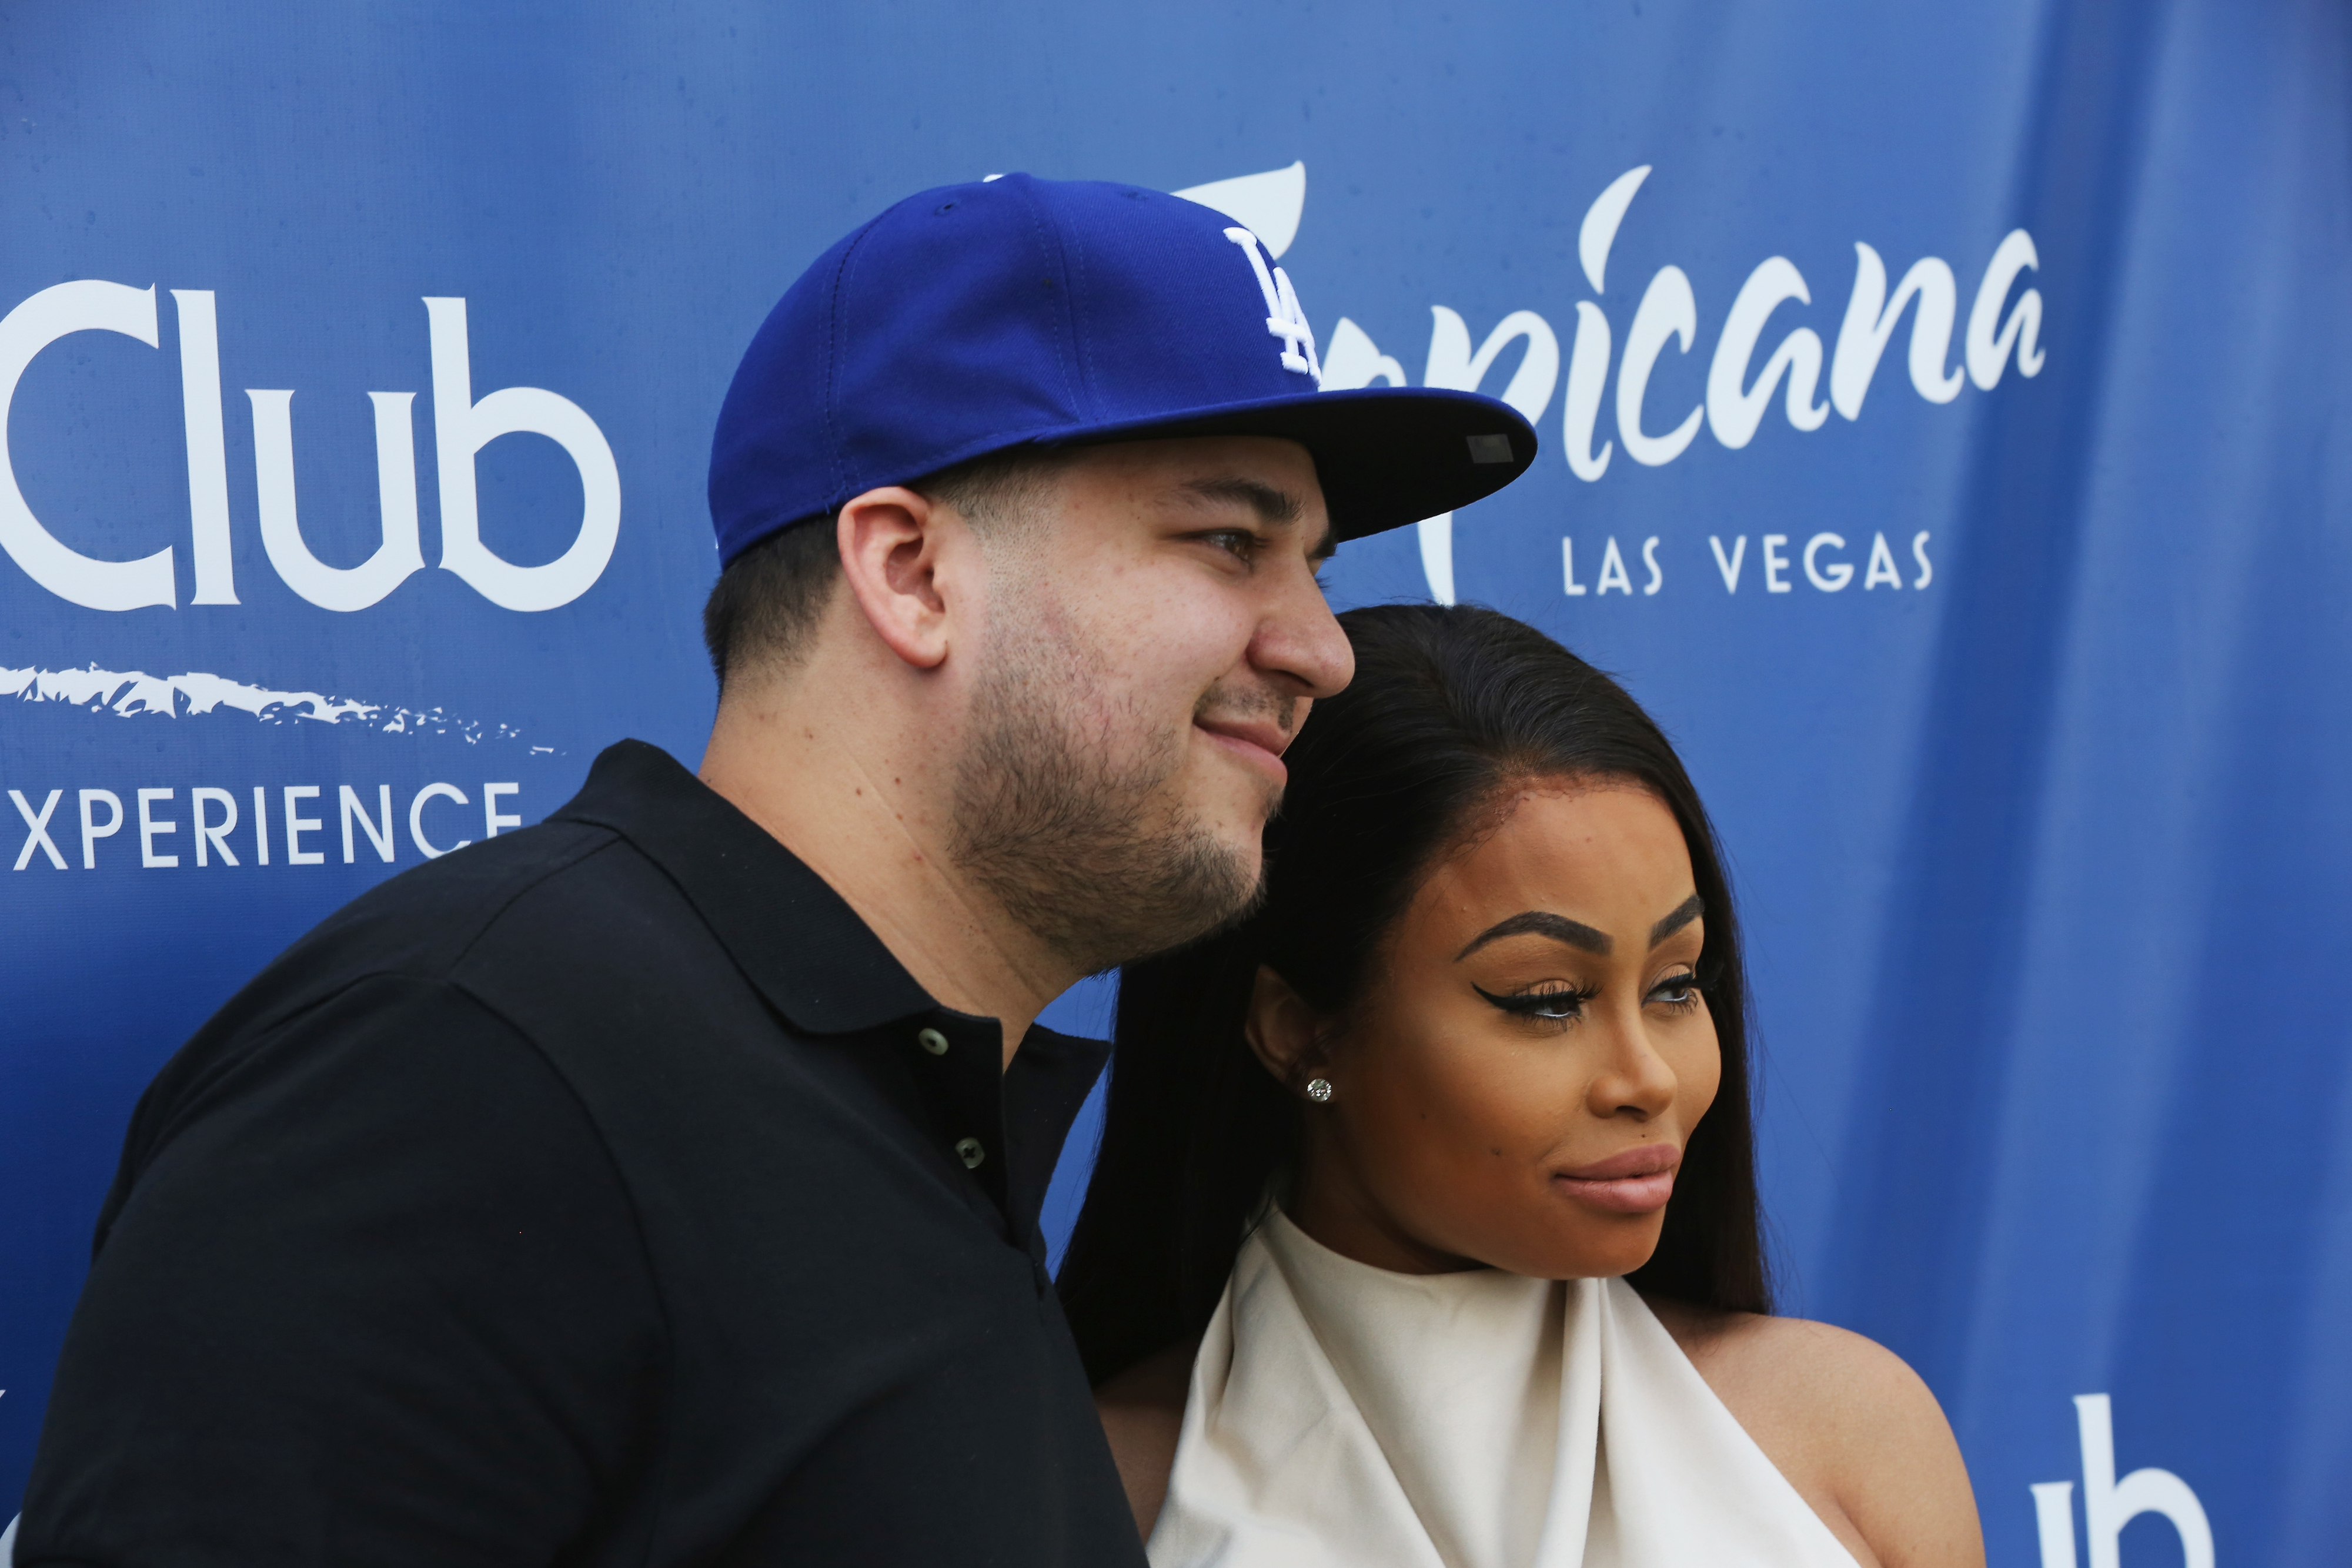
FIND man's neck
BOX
[697,665,1074,1066]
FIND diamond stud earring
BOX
[1305,1078,1333,1103]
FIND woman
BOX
[1058,604,1983,1568]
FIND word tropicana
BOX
[1324,164,2046,476]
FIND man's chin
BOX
[1194,770,1284,841]
[1120,807,1269,955]
[1191,826,1272,930]
[1199,819,1272,890]
[1115,865,1267,971]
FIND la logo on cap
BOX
[1222,228,1321,385]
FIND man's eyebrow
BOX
[1454,910,1612,961]
[1178,476,1303,527]
[1649,894,1704,948]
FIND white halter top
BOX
[1147,1208,1860,1568]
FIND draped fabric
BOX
[1150,1211,1857,1568]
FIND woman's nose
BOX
[1588,1016,1679,1121]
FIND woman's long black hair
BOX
[1057,603,1770,1384]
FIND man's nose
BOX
[1251,573,1355,701]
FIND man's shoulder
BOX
[248,810,707,1019]
[128,818,692,1159]
[311,814,637,972]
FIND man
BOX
[17,173,1533,1564]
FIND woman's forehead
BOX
[1413,788,1696,939]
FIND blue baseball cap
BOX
[709,173,1536,564]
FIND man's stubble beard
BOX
[948,610,1275,978]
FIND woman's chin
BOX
[1481,1219,1665,1283]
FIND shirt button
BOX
[917,1028,951,1057]
[954,1137,987,1169]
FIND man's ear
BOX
[1243,964,1326,1090]
[834,484,963,671]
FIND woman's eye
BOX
[1648,972,1702,1009]
[1474,983,1595,1024]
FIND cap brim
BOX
[1038,386,1539,542]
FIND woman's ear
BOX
[1243,965,1325,1091]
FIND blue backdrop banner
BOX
[5,4,2347,1563]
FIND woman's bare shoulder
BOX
[1094,1336,1199,1542]
[1643,1296,1984,1568]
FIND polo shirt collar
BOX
[553,739,937,1035]
[554,740,1109,1245]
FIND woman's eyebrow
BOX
[1453,896,1704,962]
[1649,894,1704,948]
[1454,910,1611,961]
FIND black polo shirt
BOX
[20,740,1145,1568]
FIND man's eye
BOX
[1205,530,1258,560]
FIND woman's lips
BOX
[1552,1143,1679,1213]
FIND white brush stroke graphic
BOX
[0,663,549,750]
